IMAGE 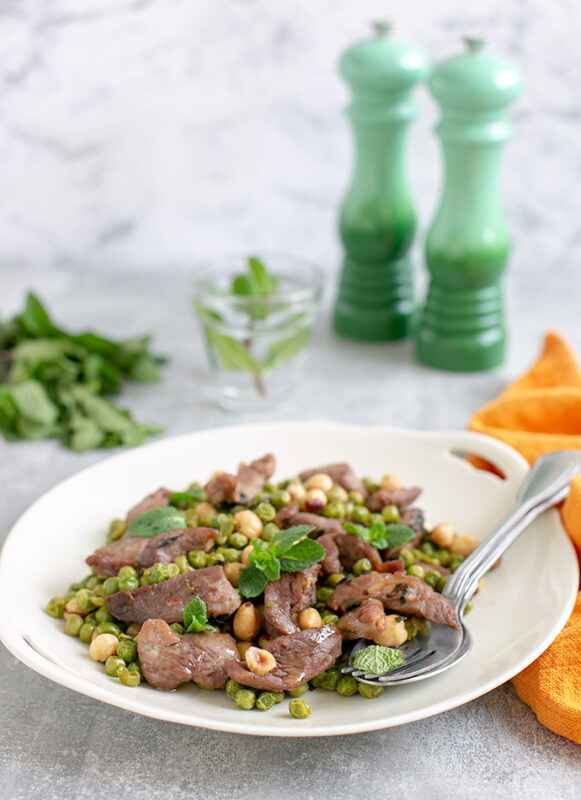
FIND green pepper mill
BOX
[333,23,429,341]
[415,38,522,371]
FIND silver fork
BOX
[342,450,581,687]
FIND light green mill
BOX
[333,23,429,341]
[415,38,522,371]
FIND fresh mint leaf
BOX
[169,486,206,509]
[69,416,106,452]
[10,380,59,426]
[232,274,258,296]
[248,541,281,582]
[269,525,316,555]
[239,564,269,598]
[127,506,186,538]
[263,327,310,372]
[16,293,61,338]
[343,522,371,544]
[381,524,415,550]
[344,520,415,550]
[183,596,217,634]
[352,645,404,674]
[277,538,325,573]
[71,385,135,435]
[127,353,161,382]
[205,328,261,374]
[248,257,277,295]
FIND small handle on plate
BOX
[424,430,529,485]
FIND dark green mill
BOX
[333,23,429,341]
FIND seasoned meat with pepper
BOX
[299,463,368,497]
[334,532,383,571]
[205,454,276,506]
[318,533,342,576]
[86,533,150,577]
[263,564,321,637]
[136,527,217,568]
[328,571,458,629]
[226,624,342,692]
[105,566,241,624]
[366,486,422,513]
[126,488,173,523]
[274,500,300,527]
[337,598,387,641]
[283,512,345,537]
[137,619,240,690]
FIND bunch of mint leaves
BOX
[182,596,217,634]
[195,257,311,397]
[343,520,415,551]
[0,292,165,451]
[239,524,324,598]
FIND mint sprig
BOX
[352,645,404,674]
[183,596,218,634]
[127,506,186,538]
[344,521,415,551]
[238,524,324,598]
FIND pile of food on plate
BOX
[45,454,483,718]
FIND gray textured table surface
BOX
[1,265,580,800]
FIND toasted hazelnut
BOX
[258,634,274,649]
[126,622,142,637]
[89,634,118,662]
[297,608,322,629]
[234,509,263,540]
[305,473,334,494]
[64,599,86,617]
[236,641,253,659]
[450,534,479,557]
[431,521,455,548]
[380,473,403,491]
[224,562,244,587]
[373,615,408,647]
[241,544,253,565]
[304,488,327,513]
[233,602,261,641]
[195,502,217,524]
[245,646,277,675]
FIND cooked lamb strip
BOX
[376,559,406,573]
[226,624,342,692]
[298,463,367,497]
[328,571,459,629]
[126,488,173,523]
[136,527,218,568]
[283,512,345,537]
[318,533,342,576]
[366,486,422,513]
[334,532,383,571]
[274,500,300,527]
[337,598,387,641]
[105,566,241,624]
[137,619,240,690]
[263,564,321,637]
[86,533,151,577]
[384,507,425,559]
[205,454,276,506]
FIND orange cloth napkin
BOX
[469,332,581,744]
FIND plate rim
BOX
[1,421,578,737]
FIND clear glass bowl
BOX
[193,253,324,410]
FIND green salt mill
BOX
[333,23,429,341]
[416,38,522,371]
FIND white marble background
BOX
[0,0,580,283]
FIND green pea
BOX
[449,554,465,572]
[358,682,384,699]
[435,549,451,566]
[79,621,97,643]
[167,563,180,578]
[63,591,77,604]
[412,548,438,566]
[94,608,113,624]
[286,683,309,697]
[84,613,97,625]
[95,621,121,638]
[235,689,256,710]
[228,532,248,549]
[85,576,99,590]
[256,502,276,523]
[169,622,185,634]
[117,666,141,687]
[320,612,339,625]
[326,572,346,588]
[271,490,291,509]
[89,590,105,608]
[45,597,65,618]
[105,655,126,676]
[369,513,383,527]
[207,552,225,566]
[353,558,373,577]
[221,547,241,563]
[464,600,474,614]
[407,564,425,579]
[264,481,276,494]
[399,548,415,568]
[336,675,359,696]
[362,477,379,494]
[64,614,84,636]
[184,509,199,527]
[381,504,401,523]
[420,541,436,557]
[118,566,138,580]
[311,668,340,691]
[225,679,244,700]
[348,490,365,505]
[316,587,333,603]
[102,577,120,595]
[435,575,449,593]
[324,501,346,519]
[75,588,96,612]
[351,505,370,524]
[256,692,276,711]
[117,638,138,662]
[272,692,284,704]
[143,563,169,584]
[173,555,191,573]
[213,529,228,545]
[219,517,235,538]
[188,550,208,569]
[109,519,126,541]
[261,523,279,542]
[424,570,440,588]
[289,698,311,719]
[68,582,82,592]
[127,662,142,678]
[118,575,140,591]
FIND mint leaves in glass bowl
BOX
[193,254,323,410]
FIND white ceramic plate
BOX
[0,423,577,737]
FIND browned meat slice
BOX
[137,619,240,690]
[283,512,345,537]
[136,527,218,568]
[263,564,321,637]
[205,454,276,506]
[226,624,342,692]
[337,598,386,641]
[334,532,383,571]
[86,533,149,577]
[377,559,406,573]
[105,566,241,624]
[126,488,173,523]
[366,486,422,513]
[299,463,367,497]
[328,571,458,629]
[274,500,299,527]
[384,507,425,558]
[318,533,342,575]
